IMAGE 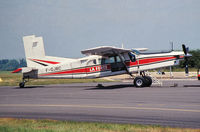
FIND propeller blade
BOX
[182,44,187,55]
[182,44,191,75]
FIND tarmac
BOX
[0,80,200,128]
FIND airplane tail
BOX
[23,35,46,68]
[23,35,75,69]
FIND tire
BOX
[19,82,25,88]
[134,76,145,87]
[143,76,152,87]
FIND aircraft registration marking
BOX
[45,66,62,73]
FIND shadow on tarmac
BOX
[86,84,137,90]
[14,86,45,89]
[184,85,200,87]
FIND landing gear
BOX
[19,77,29,88]
[133,76,152,87]
[143,76,152,87]
[134,76,145,87]
[133,71,152,87]
[19,82,25,88]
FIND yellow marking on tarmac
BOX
[0,104,200,113]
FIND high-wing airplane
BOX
[12,35,190,88]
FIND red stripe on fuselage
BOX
[40,68,86,76]
[31,59,60,64]
[126,56,176,66]
[39,65,111,76]
[39,56,176,76]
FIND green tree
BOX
[179,49,200,69]
[19,58,27,67]
[2,59,20,71]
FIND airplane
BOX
[12,35,191,88]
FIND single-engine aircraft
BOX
[12,35,191,88]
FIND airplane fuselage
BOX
[24,51,184,79]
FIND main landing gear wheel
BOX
[134,76,146,87]
[134,76,152,87]
[143,76,152,87]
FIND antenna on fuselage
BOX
[121,43,124,49]
[170,41,174,51]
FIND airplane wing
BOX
[81,46,131,56]
[81,46,148,56]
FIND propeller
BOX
[182,44,190,76]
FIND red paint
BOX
[31,59,60,64]
[126,56,176,67]
[40,68,86,76]
[40,64,111,76]
[12,68,22,73]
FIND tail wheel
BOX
[19,82,25,88]
[134,76,145,87]
[19,77,29,88]
[143,76,152,87]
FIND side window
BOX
[105,58,110,64]
[80,59,88,64]
[98,58,102,64]
[99,58,106,65]
[128,52,136,62]
[116,55,124,62]
[109,56,115,63]
[93,59,97,64]
[87,59,96,65]
[99,57,114,64]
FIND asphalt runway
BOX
[0,80,200,128]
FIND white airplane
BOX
[12,35,190,88]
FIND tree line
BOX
[0,59,26,71]
[182,49,200,69]
[0,49,199,71]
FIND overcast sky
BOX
[0,0,199,59]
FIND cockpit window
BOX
[128,52,136,62]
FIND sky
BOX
[0,0,200,59]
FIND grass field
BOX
[0,118,199,132]
[0,71,111,86]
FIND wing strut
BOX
[112,50,133,77]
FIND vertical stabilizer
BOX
[23,35,46,68]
